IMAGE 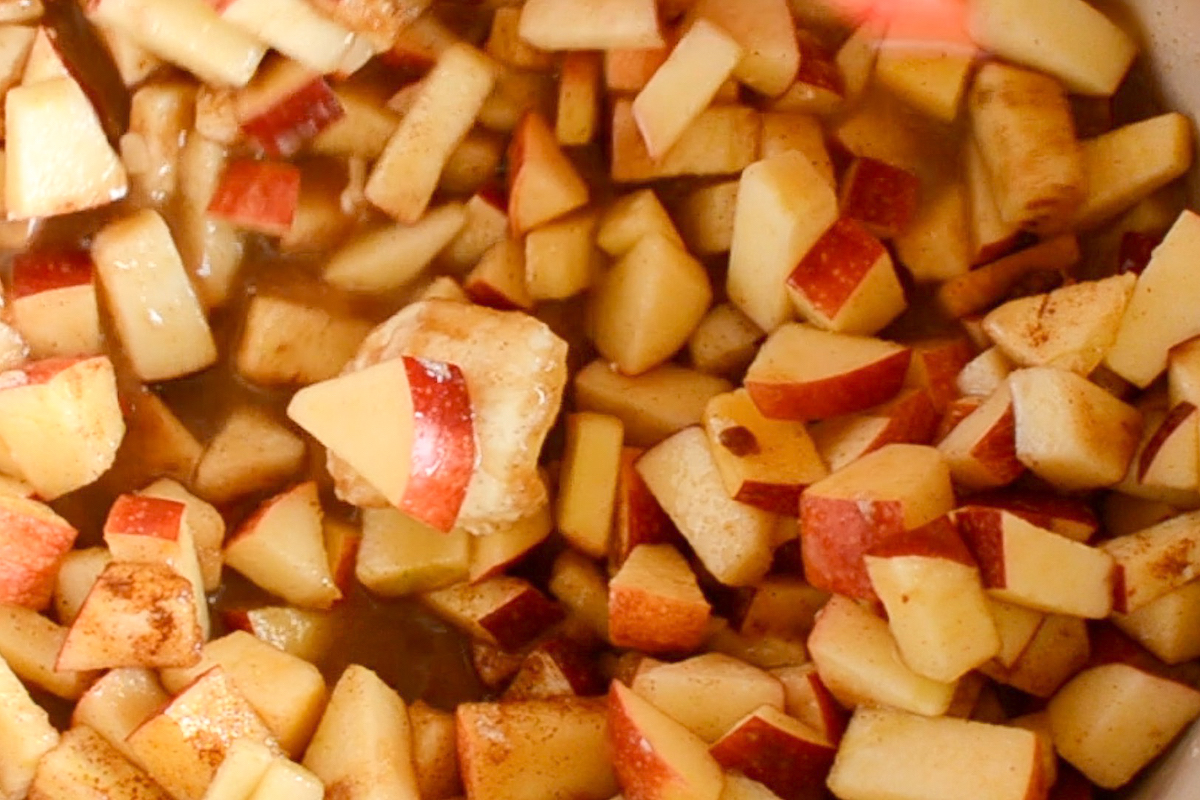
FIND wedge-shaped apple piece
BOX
[610,446,684,571]
[56,561,201,672]
[72,667,169,765]
[104,493,208,637]
[675,180,739,257]
[632,19,742,158]
[323,203,466,295]
[688,303,763,378]
[161,631,326,759]
[937,383,1023,490]
[605,42,668,93]
[235,294,370,387]
[591,232,712,376]
[828,707,1044,800]
[983,273,1136,374]
[597,190,683,258]
[808,595,957,717]
[874,39,973,123]
[968,489,1098,543]
[865,519,1000,682]
[1111,578,1200,665]
[1135,402,1200,491]
[968,0,1137,96]
[289,355,473,533]
[939,234,1082,319]
[609,544,711,655]
[0,604,95,700]
[770,663,846,744]
[333,300,565,535]
[810,388,939,473]
[441,184,507,271]
[1106,210,1200,387]
[503,637,603,700]
[222,606,333,666]
[0,356,124,500]
[956,507,1114,618]
[507,111,588,235]
[1048,663,1200,789]
[233,58,343,157]
[710,705,835,800]
[576,361,731,448]
[467,504,551,583]
[464,238,532,311]
[29,725,169,800]
[839,157,920,239]
[785,217,907,335]
[636,427,775,586]
[9,249,102,359]
[523,209,598,301]
[5,76,127,219]
[800,444,954,599]
[0,494,78,610]
[745,325,910,421]
[127,666,279,800]
[193,407,305,505]
[404,700,460,800]
[355,507,467,597]
[206,159,300,238]
[727,152,838,333]
[0,652,58,800]
[518,0,662,50]
[968,62,1085,233]
[983,611,1088,698]
[632,653,784,743]
[611,99,760,184]
[964,138,1022,265]
[86,0,265,86]
[703,389,826,515]
[422,576,562,651]
[92,209,216,382]
[1101,510,1200,614]
[609,680,724,800]
[366,44,495,223]
[1008,367,1141,490]
[557,412,624,559]
[458,697,616,800]
[224,482,341,610]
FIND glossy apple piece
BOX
[356,507,468,597]
[289,355,474,532]
[9,249,101,359]
[549,549,611,644]
[556,412,624,559]
[464,239,533,311]
[612,99,760,184]
[193,406,305,506]
[0,604,95,700]
[710,705,836,800]
[72,667,172,764]
[234,57,343,157]
[0,652,58,799]
[467,503,552,582]
[936,383,1023,490]
[810,387,939,472]
[608,544,711,655]
[207,159,301,237]
[420,576,562,651]
[507,110,589,234]
[213,0,354,74]
[963,489,1098,543]
[518,0,663,50]
[27,726,168,800]
[53,548,110,628]
[0,495,78,610]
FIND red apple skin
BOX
[611,448,683,569]
[10,249,94,299]
[10,356,92,387]
[966,490,1099,543]
[795,33,844,96]
[876,388,940,446]
[608,680,709,800]
[937,396,983,440]
[709,713,837,800]
[104,494,186,541]
[398,356,476,534]
[478,584,564,652]
[953,506,1009,588]
[746,348,912,421]
[0,498,78,609]
[909,338,974,413]
[787,217,889,320]
[1138,401,1197,481]
[800,495,907,599]
[207,159,302,237]
[865,514,976,566]
[241,77,344,157]
[840,157,920,239]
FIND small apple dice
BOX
[507,111,589,235]
[0,495,78,609]
[556,412,624,559]
[206,159,301,237]
[1101,510,1200,614]
[421,576,562,651]
[234,58,343,157]
[235,294,370,387]
[28,725,169,800]
[0,652,58,800]
[355,507,468,596]
[193,406,306,505]
[709,705,836,800]
[8,249,102,359]
[609,544,711,655]
[0,356,124,500]
[839,157,920,239]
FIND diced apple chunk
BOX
[0,652,58,800]
[609,544,710,654]
[518,0,663,50]
[0,494,78,610]
[28,725,169,800]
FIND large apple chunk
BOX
[800,444,954,599]
[745,324,910,421]
[322,300,567,535]
[0,495,78,609]
[608,680,725,800]
[609,544,711,654]
[827,707,1044,800]
[709,705,836,800]
[288,356,474,533]
[1100,510,1200,614]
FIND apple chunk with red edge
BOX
[786,216,908,335]
[936,382,1024,490]
[809,387,939,472]
[709,705,836,800]
[0,356,125,500]
[608,680,725,800]
[288,355,475,533]
[1135,401,1200,490]
[609,544,711,654]
[0,495,78,610]
[1101,509,1200,614]
[800,443,955,600]
[9,248,102,359]
[745,324,911,421]
[865,516,1001,682]
[955,506,1114,618]
[207,159,301,237]
[507,110,589,234]
[235,57,344,158]
[839,156,921,239]
[421,576,563,652]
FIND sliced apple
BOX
[9,249,102,359]
[709,705,836,800]
[937,383,1023,490]
[507,110,589,234]
[421,576,562,651]
[0,651,58,800]
[609,543,711,655]
[556,412,624,559]
[690,0,800,97]
[518,0,663,50]
[1101,510,1200,614]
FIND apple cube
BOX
[785,217,907,335]
[609,445,683,570]
[770,663,847,744]
[224,482,341,610]
[28,726,169,800]
[91,209,216,382]
[518,0,663,50]
[9,249,102,359]
[745,324,910,421]
[608,680,725,800]
[5,76,127,219]
[964,137,1023,265]
[636,427,776,586]
[609,544,711,655]
[504,637,602,700]
[703,389,827,515]
[827,707,1044,800]
[193,406,305,505]
[688,303,764,377]
[523,210,598,302]
[1112,578,1200,665]
[0,356,124,500]
[727,152,838,333]
[966,489,1098,543]
[808,595,957,716]
[366,44,495,222]
[441,187,507,272]
[675,180,740,257]
[175,132,246,308]
[893,181,972,283]
[1101,510,1200,614]
[0,652,58,800]
[556,50,601,146]
[800,444,954,599]
[421,576,562,651]
[323,203,466,294]
[323,300,567,535]
[1135,402,1200,491]
[937,383,1023,490]
[809,387,940,472]
[206,159,300,238]
[406,700,461,800]
[1008,366,1141,490]
[1048,663,1200,789]
[690,0,800,97]
[53,548,111,626]
[56,561,202,671]
[839,157,920,239]
[557,412,624,559]
[235,294,370,387]
[865,519,1001,682]
[0,604,95,699]
[222,606,334,666]
[468,503,552,584]
[596,189,684,258]
[549,550,610,644]
[874,42,973,123]
[611,99,761,184]
[982,612,1089,698]
[355,507,468,597]
[770,32,845,115]
[464,239,533,311]
[507,110,589,235]
[0,494,78,610]
[233,58,343,158]
[710,705,836,800]
[71,667,169,765]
